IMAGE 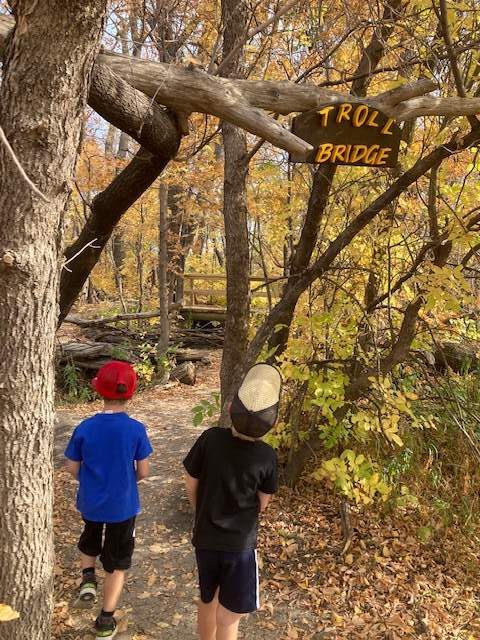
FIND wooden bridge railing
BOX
[182,273,281,307]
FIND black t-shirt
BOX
[183,427,278,552]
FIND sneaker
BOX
[95,614,117,639]
[76,573,97,608]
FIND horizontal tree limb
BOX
[98,50,480,122]
[2,14,480,154]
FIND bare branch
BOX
[0,126,49,202]
[61,239,100,272]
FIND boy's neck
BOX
[102,401,128,413]
[230,426,257,442]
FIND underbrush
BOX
[269,364,480,540]
[384,369,480,535]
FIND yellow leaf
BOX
[0,604,19,622]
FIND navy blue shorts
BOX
[195,549,259,614]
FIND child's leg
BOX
[76,521,103,607]
[214,549,258,640]
[78,520,103,566]
[99,517,136,613]
[215,605,242,640]
[102,570,125,612]
[197,588,218,640]
[80,553,97,570]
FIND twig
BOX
[0,125,49,202]
[435,0,478,128]
[62,238,100,272]
[217,0,303,75]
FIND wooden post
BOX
[190,275,195,305]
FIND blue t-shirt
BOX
[65,412,153,523]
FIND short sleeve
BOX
[65,427,83,462]
[258,450,278,494]
[183,429,209,479]
[135,424,153,461]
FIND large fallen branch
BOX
[98,51,480,123]
[2,14,480,155]
[64,306,181,327]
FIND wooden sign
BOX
[290,102,402,167]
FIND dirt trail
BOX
[52,352,480,640]
[53,353,295,639]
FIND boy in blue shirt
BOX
[183,363,281,640]
[65,360,153,639]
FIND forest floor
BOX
[53,350,480,640]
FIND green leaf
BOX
[193,412,204,427]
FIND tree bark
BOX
[0,15,181,159]
[219,0,251,411]
[0,2,106,639]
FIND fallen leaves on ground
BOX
[52,351,480,638]
[257,480,480,639]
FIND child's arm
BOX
[185,473,199,508]
[136,458,150,481]
[65,460,80,479]
[257,490,272,512]
[135,423,153,481]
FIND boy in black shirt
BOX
[183,363,281,640]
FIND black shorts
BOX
[195,549,259,614]
[78,517,136,573]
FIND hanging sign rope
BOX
[290,102,402,167]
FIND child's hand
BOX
[257,491,272,512]
[136,458,150,481]
[65,459,80,480]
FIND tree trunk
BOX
[166,184,183,303]
[266,164,336,358]
[158,183,170,361]
[111,231,128,312]
[0,2,106,639]
[219,0,250,411]
[110,132,130,312]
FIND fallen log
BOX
[434,341,480,372]
[56,341,139,365]
[175,349,212,365]
[170,361,196,385]
[65,306,181,328]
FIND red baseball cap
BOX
[92,361,137,400]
